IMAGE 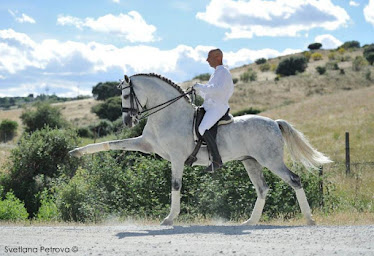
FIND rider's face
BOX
[206,52,220,68]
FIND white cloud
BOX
[364,0,374,26]
[0,29,301,96]
[57,11,158,43]
[314,34,342,49]
[112,0,120,3]
[8,10,36,24]
[196,0,350,39]
[349,1,359,7]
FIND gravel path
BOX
[0,224,373,256]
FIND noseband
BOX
[118,78,195,123]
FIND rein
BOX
[120,80,195,122]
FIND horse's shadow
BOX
[116,225,298,239]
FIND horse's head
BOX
[117,75,146,128]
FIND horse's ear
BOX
[124,75,130,84]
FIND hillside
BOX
[181,48,373,112]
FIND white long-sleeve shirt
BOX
[194,65,234,111]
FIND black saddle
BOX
[185,107,233,166]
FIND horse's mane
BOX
[131,73,191,102]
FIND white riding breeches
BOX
[198,106,228,136]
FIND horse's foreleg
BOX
[241,158,269,225]
[161,160,183,226]
[69,136,152,157]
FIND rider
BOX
[194,48,234,172]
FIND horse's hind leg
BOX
[241,158,269,225]
[267,162,316,225]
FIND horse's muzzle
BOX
[123,114,133,128]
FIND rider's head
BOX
[206,49,223,69]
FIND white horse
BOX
[69,73,332,226]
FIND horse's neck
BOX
[136,76,194,125]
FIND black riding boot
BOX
[202,129,223,173]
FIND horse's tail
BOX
[276,119,332,170]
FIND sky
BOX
[0,0,373,97]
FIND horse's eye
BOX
[123,94,130,100]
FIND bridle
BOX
[118,77,195,123]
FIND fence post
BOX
[345,132,350,175]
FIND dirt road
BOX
[0,224,373,256]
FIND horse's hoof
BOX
[241,219,257,226]
[307,219,316,226]
[161,219,173,226]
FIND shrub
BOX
[232,78,239,84]
[276,56,308,76]
[338,48,346,55]
[328,52,336,60]
[0,191,29,221]
[193,73,211,81]
[77,127,94,138]
[352,56,368,71]
[20,103,68,133]
[89,120,113,138]
[340,40,360,49]
[316,66,326,75]
[0,119,18,142]
[255,58,267,65]
[363,44,374,65]
[92,82,121,101]
[36,189,59,221]
[259,63,271,72]
[311,52,323,61]
[240,69,257,82]
[303,51,311,61]
[308,43,322,50]
[91,96,122,121]
[1,127,81,216]
[233,107,261,116]
[326,61,339,70]
[365,70,372,81]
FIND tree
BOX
[92,82,121,101]
[0,119,18,142]
[276,56,308,76]
[363,44,374,65]
[255,58,267,65]
[0,127,80,216]
[308,43,322,50]
[91,96,122,121]
[340,40,360,49]
[20,103,67,133]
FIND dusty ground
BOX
[0,224,373,256]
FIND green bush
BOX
[91,97,122,122]
[255,58,267,65]
[0,190,29,221]
[316,66,326,75]
[0,119,18,142]
[352,56,368,71]
[233,78,239,84]
[240,69,257,82]
[92,82,121,101]
[20,103,67,133]
[232,107,261,116]
[363,44,374,65]
[1,127,81,216]
[340,40,360,49]
[193,73,211,81]
[89,120,114,138]
[36,189,59,221]
[77,127,94,138]
[276,56,308,76]
[259,63,271,72]
[308,43,322,50]
[326,61,339,70]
